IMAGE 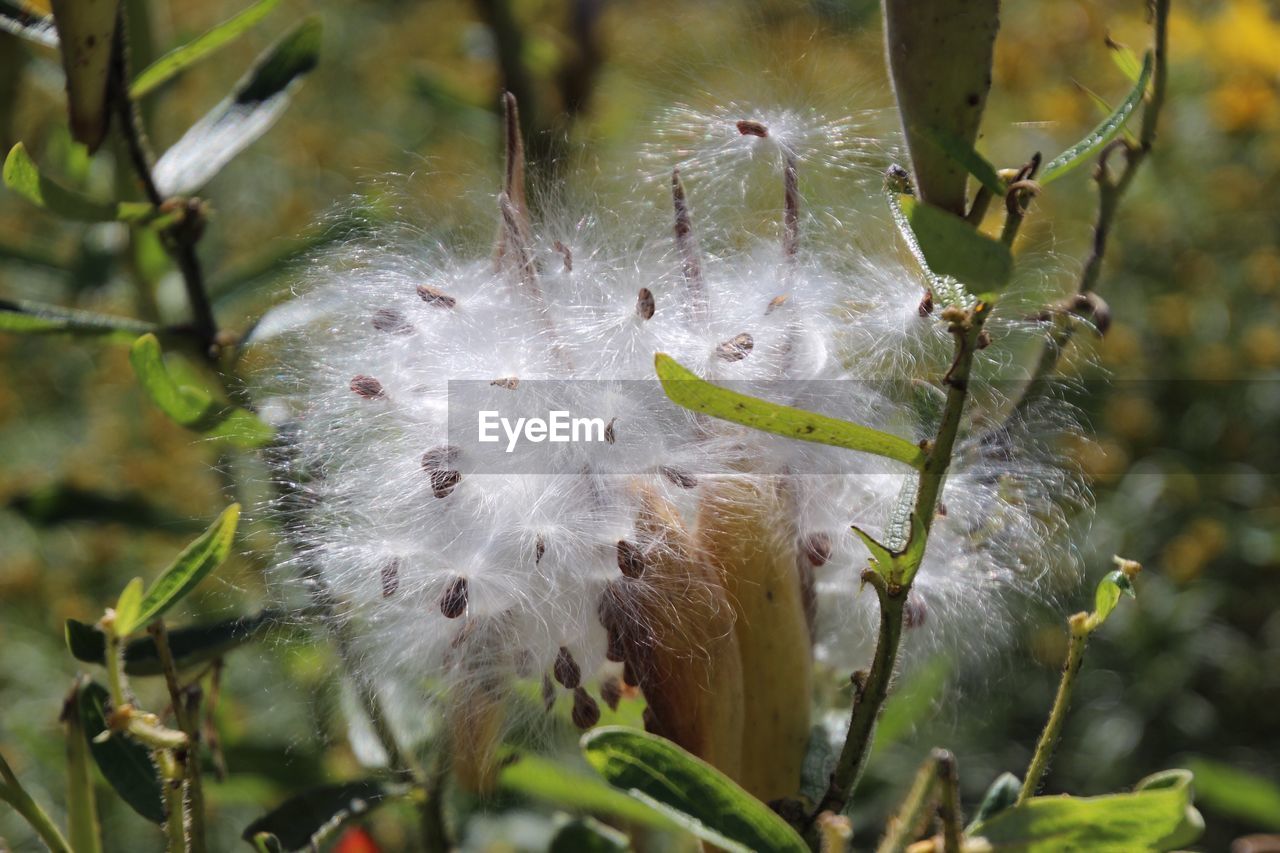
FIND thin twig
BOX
[0,751,74,853]
[1018,613,1089,804]
[150,620,207,853]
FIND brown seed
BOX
[660,466,698,489]
[439,576,469,618]
[490,377,520,390]
[599,676,622,711]
[554,646,582,689]
[541,673,556,711]
[616,540,645,579]
[430,470,461,498]
[715,332,754,361]
[766,294,790,314]
[535,535,546,564]
[622,659,639,688]
[605,628,626,663]
[380,559,400,598]
[416,284,457,308]
[372,308,413,334]
[904,590,928,630]
[636,287,655,320]
[350,375,384,399]
[736,119,769,138]
[605,418,617,445]
[918,290,935,316]
[571,687,601,729]
[422,446,462,498]
[802,532,833,568]
[976,330,992,350]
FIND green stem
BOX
[104,624,127,710]
[62,683,103,853]
[1018,613,1090,804]
[936,750,962,853]
[876,751,941,853]
[150,621,207,853]
[0,752,74,853]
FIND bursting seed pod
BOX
[257,94,1084,796]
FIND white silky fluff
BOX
[256,104,1087,754]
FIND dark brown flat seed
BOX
[380,559,400,598]
[554,646,582,689]
[802,532,833,568]
[918,290,935,316]
[416,284,457,308]
[439,576,469,618]
[571,687,601,729]
[622,659,639,688]
[541,673,556,711]
[636,287,655,320]
[605,629,626,663]
[660,466,697,489]
[599,676,621,711]
[372,308,413,334]
[766,294,790,314]
[430,469,461,498]
[491,377,520,390]
[605,418,617,445]
[736,119,769,138]
[350,375,384,399]
[535,535,546,564]
[715,332,754,361]
[616,540,645,579]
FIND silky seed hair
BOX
[255,93,1086,758]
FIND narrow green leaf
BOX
[1091,569,1135,627]
[851,524,896,578]
[0,0,58,47]
[0,298,157,339]
[549,817,630,852]
[1106,37,1144,83]
[67,611,275,676]
[49,0,120,151]
[129,333,274,446]
[153,17,322,196]
[130,0,280,98]
[897,194,1013,290]
[1073,80,1138,146]
[4,143,153,222]
[969,771,1199,852]
[61,681,103,853]
[654,354,925,469]
[581,726,809,853]
[113,578,144,638]
[76,681,165,824]
[113,504,240,635]
[923,127,1004,196]
[1040,51,1153,185]
[499,753,676,831]
[1186,759,1280,832]
[241,780,394,851]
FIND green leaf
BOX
[967,772,1022,829]
[1073,81,1138,147]
[67,611,276,676]
[76,681,165,824]
[1091,569,1135,627]
[499,753,676,831]
[113,578,144,637]
[923,127,1004,196]
[113,504,240,635]
[153,17,322,196]
[1106,37,1144,83]
[581,726,809,853]
[130,0,280,98]
[0,298,158,339]
[10,482,206,530]
[49,0,120,151]
[1040,51,1153,185]
[896,194,1013,290]
[654,354,925,469]
[1186,759,1280,832]
[129,333,274,446]
[240,780,394,851]
[969,770,1200,852]
[874,657,949,751]
[549,817,630,852]
[3,143,154,222]
[0,0,58,47]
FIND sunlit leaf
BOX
[113,578,144,638]
[241,780,395,852]
[129,333,274,446]
[0,0,58,47]
[896,194,1012,290]
[500,752,676,831]
[1040,51,1153,185]
[4,143,153,223]
[1186,759,1280,832]
[1106,36,1144,83]
[0,298,157,339]
[1091,569,1135,627]
[654,354,925,469]
[969,769,1200,852]
[130,0,281,99]
[154,17,322,196]
[76,681,165,824]
[66,611,275,676]
[1073,80,1137,146]
[48,0,120,151]
[113,504,241,636]
[923,127,1004,196]
[582,726,809,853]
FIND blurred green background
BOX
[2,0,1278,849]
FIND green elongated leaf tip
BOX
[897,194,1013,291]
[113,578,144,637]
[654,353,926,469]
[924,127,1004,196]
[130,0,281,98]
[1041,51,1154,185]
